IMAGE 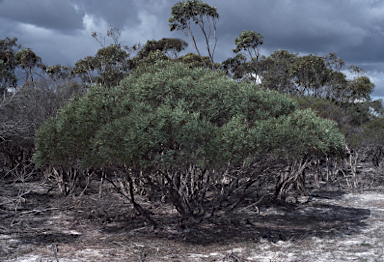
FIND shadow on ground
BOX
[17,232,80,245]
[101,195,371,246]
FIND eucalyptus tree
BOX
[259,49,297,92]
[15,48,43,83]
[289,54,330,97]
[221,31,264,82]
[130,38,188,70]
[220,53,248,81]
[45,64,72,83]
[34,60,344,224]
[344,65,375,103]
[169,0,219,70]
[352,117,384,168]
[0,37,20,96]
[71,56,96,86]
[72,27,135,88]
[233,30,264,80]
[94,45,131,88]
[136,38,188,60]
[71,45,131,89]
[178,52,220,69]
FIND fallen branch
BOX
[52,243,59,262]
[0,189,31,207]
[237,195,266,214]
[19,207,59,215]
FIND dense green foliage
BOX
[233,31,264,56]
[136,38,188,60]
[33,61,344,169]
[178,52,220,69]
[259,49,297,92]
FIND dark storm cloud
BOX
[1,0,383,63]
[154,0,378,63]
[213,0,383,57]
[1,0,384,97]
[0,0,84,33]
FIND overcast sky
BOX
[1,0,384,98]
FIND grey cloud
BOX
[69,0,143,30]
[0,0,84,33]
[215,0,380,54]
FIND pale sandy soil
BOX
[1,175,384,262]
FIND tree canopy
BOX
[169,0,219,70]
[0,37,20,95]
[71,45,131,89]
[14,48,43,83]
[136,38,188,60]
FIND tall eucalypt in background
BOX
[221,30,264,82]
[15,48,43,83]
[0,37,20,97]
[233,30,264,81]
[169,0,219,70]
[136,38,188,60]
[33,60,344,224]
[71,27,136,89]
